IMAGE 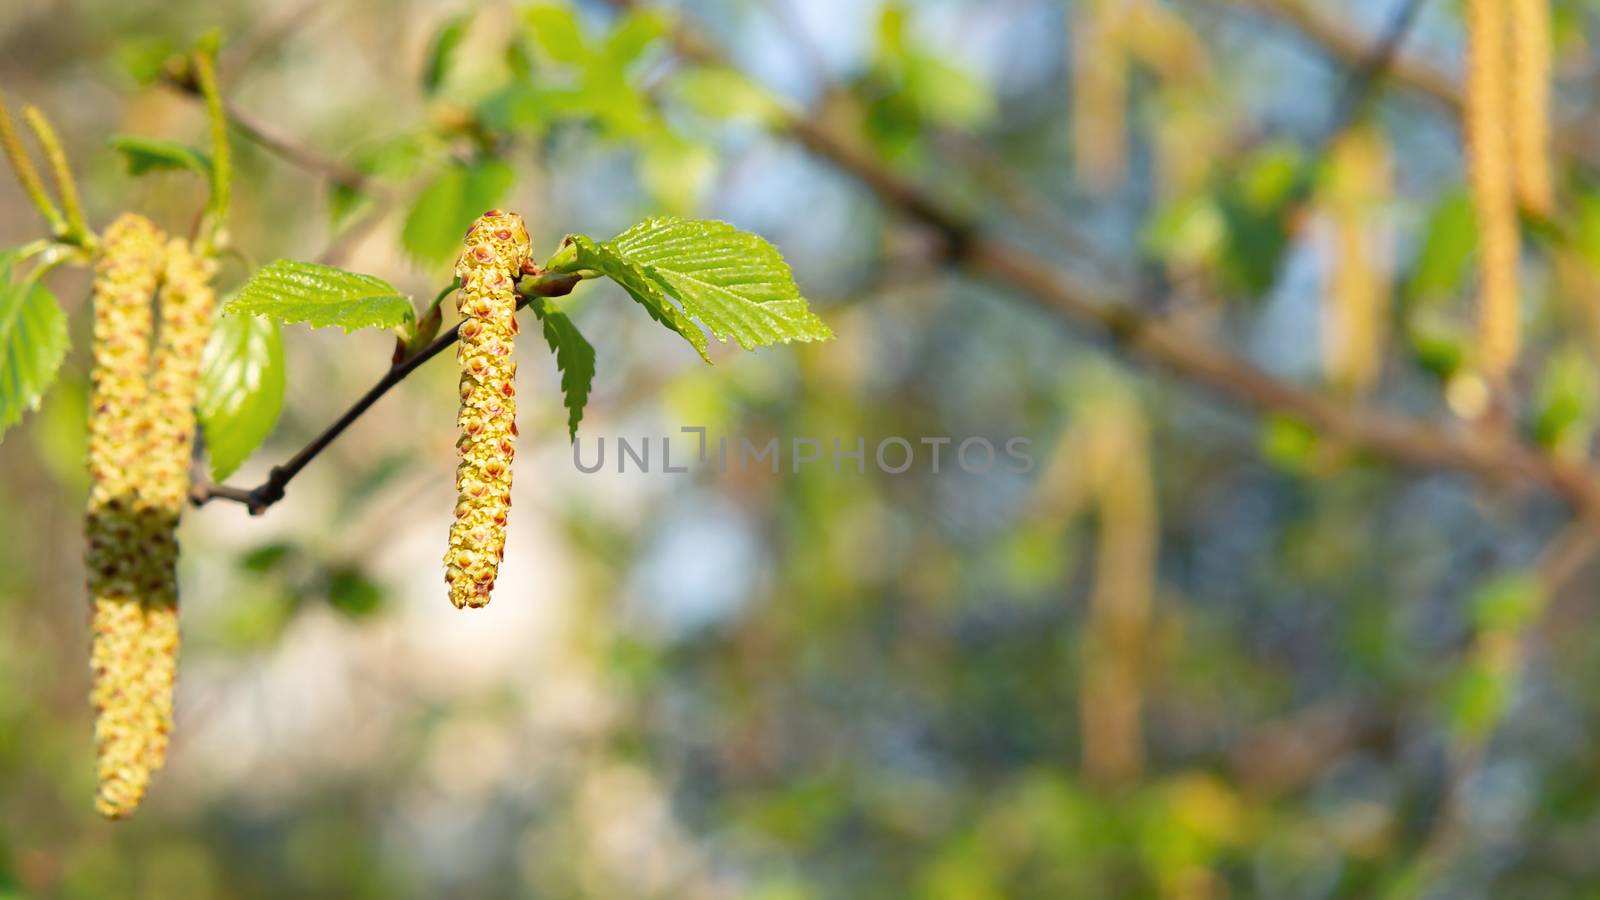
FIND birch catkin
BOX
[444,210,531,609]
[1323,127,1391,396]
[1466,0,1521,382]
[1509,0,1554,217]
[131,237,216,784]
[85,213,167,819]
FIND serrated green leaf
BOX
[401,160,516,266]
[531,297,596,439]
[606,217,833,349]
[554,234,710,362]
[108,135,212,176]
[0,254,69,441]
[197,313,285,480]
[422,12,473,95]
[227,260,414,332]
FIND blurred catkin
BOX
[1322,126,1392,396]
[444,210,532,609]
[1080,391,1156,788]
[1466,0,1521,382]
[1509,0,1554,217]
[1072,0,1128,190]
[85,213,167,819]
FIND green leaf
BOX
[401,160,516,266]
[1407,188,1477,306]
[227,260,414,332]
[531,297,596,439]
[108,135,212,176]
[422,12,473,94]
[553,234,711,361]
[605,217,833,350]
[672,66,784,125]
[0,255,69,441]
[600,8,669,66]
[522,3,590,65]
[327,566,385,617]
[197,313,285,480]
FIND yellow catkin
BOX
[85,214,167,819]
[444,210,532,609]
[1322,126,1392,396]
[129,238,216,787]
[1509,0,1554,217]
[1466,0,1521,382]
[1080,394,1156,788]
[1073,0,1128,190]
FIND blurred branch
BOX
[615,0,1600,520]
[162,68,378,194]
[190,271,583,514]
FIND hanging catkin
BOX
[130,237,216,789]
[85,213,167,819]
[1073,0,1128,190]
[1509,0,1554,217]
[1322,126,1392,396]
[444,210,532,609]
[1466,0,1521,382]
[1080,392,1156,788]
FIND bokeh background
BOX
[5,0,1600,896]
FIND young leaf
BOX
[197,313,285,480]
[606,217,833,349]
[401,160,516,266]
[227,260,415,332]
[0,257,69,440]
[530,297,596,439]
[422,12,473,95]
[522,3,590,65]
[108,135,212,176]
[553,234,711,362]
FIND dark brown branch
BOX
[624,0,1600,519]
[190,272,582,514]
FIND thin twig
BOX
[190,272,583,514]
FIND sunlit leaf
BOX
[197,313,285,480]
[555,234,710,362]
[530,297,596,439]
[227,260,414,332]
[0,253,68,441]
[604,217,834,349]
[522,3,589,65]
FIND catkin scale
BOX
[444,210,531,609]
[86,214,167,819]
[1465,0,1521,382]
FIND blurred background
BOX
[5,0,1600,896]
